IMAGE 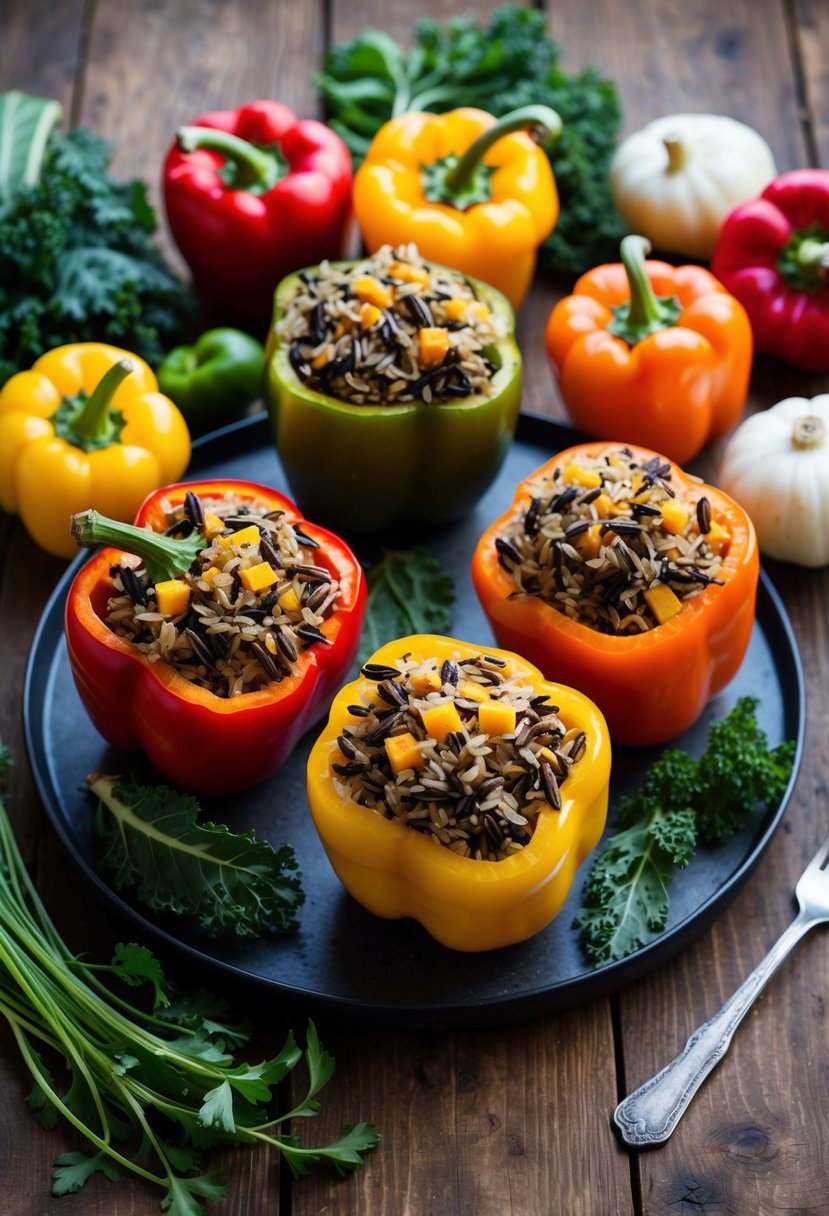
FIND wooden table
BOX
[3,2,829,1212]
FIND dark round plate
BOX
[23,414,805,1029]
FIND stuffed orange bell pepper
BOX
[544,235,753,466]
[0,342,190,558]
[471,442,759,747]
[353,105,560,311]
[306,634,610,952]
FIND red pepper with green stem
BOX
[163,101,353,323]
[711,169,829,371]
[65,479,366,795]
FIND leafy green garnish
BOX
[89,774,304,937]
[358,546,455,665]
[0,746,378,1212]
[317,6,627,276]
[0,96,194,386]
[576,697,796,966]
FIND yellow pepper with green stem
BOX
[306,634,611,952]
[353,105,561,311]
[0,342,190,558]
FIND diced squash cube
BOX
[643,583,683,625]
[200,565,221,587]
[202,511,224,537]
[574,523,604,560]
[217,524,261,550]
[421,702,463,743]
[458,679,489,704]
[154,579,191,616]
[409,671,442,695]
[384,732,425,775]
[239,561,279,594]
[389,260,430,287]
[443,297,467,321]
[660,500,689,535]
[311,345,334,370]
[359,302,383,329]
[705,520,731,554]
[562,463,602,489]
[479,702,517,736]
[593,493,615,519]
[418,327,450,367]
[276,584,301,614]
[353,275,394,308]
[469,300,490,321]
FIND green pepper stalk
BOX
[608,235,682,345]
[422,104,562,210]
[176,125,285,194]
[71,509,204,584]
[52,359,134,453]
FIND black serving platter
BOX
[23,412,805,1029]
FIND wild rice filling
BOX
[278,243,507,405]
[332,653,585,862]
[104,492,340,697]
[494,448,727,635]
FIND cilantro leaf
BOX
[52,1150,120,1195]
[358,546,455,665]
[161,1172,227,1216]
[88,774,304,938]
[107,941,171,1009]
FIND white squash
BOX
[610,113,777,261]
[718,395,829,567]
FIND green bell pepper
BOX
[263,261,522,534]
[157,327,265,432]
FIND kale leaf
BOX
[358,546,455,666]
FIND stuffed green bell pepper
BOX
[264,244,522,533]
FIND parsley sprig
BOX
[0,745,378,1212]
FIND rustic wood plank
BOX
[792,0,829,166]
[0,0,86,114]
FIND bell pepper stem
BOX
[607,235,682,345]
[71,510,204,584]
[796,238,829,271]
[177,126,283,193]
[443,105,562,197]
[72,359,134,447]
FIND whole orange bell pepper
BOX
[353,105,560,311]
[471,441,759,747]
[544,235,753,466]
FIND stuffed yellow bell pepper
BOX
[353,105,560,311]
[306,634,611,952]
[0,342,190,558]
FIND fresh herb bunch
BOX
[0,744,377,1213]
[0,93,194,387]
[576,697,796,965]
[317,5,628,276]
[358,546,455,666]
[89,774,305,938]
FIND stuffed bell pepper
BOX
[306,634,611,952]
[66,479,366,794]
[544,235,753,467]
[471,443,759,747]
[265,244,522,533]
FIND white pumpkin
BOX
[718,395,829,567]
[610,113,777,261]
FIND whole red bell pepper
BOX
[64,478,366,795]
[711,169,829,371]
[163,101,353,322]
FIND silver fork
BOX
[614,827,829,1147]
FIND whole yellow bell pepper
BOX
[0,343,190,558]
[306,634,611,952]
[353,105,561,311]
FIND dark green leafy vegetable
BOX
[576,697,796,966]
[358,546,455,665]
[317,5,627,276]
[88,774,304,937]
[0,91,194,387]
[0,746,378,1213]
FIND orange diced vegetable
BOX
[705,520,731,554]
[562,463,602,489]
[154,579,191,616]
[239,561,279,594]
[384,732,425,775]
[643,583,683,625]
[389,261,430,286]
[660,500,689,535]
[200,566,221,586]
[458,679,489,703]
[353,275,394,308]
[443,297,467,321]
[410,671,442,695]
[479,702,517,736]
[574,523,604,560]
[217,524,261,550]
[312,345,334,370]
[418,327,450,367]
[276,584,301,614]
[359,302,383,329]
[202,511,224,537]
[421,702,463,743]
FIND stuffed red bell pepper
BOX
[711,169,829,371]
[65,479,366,795]
[163,100,353,322]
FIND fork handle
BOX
[614,910,814,1147]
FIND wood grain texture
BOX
[793,0,829,166]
